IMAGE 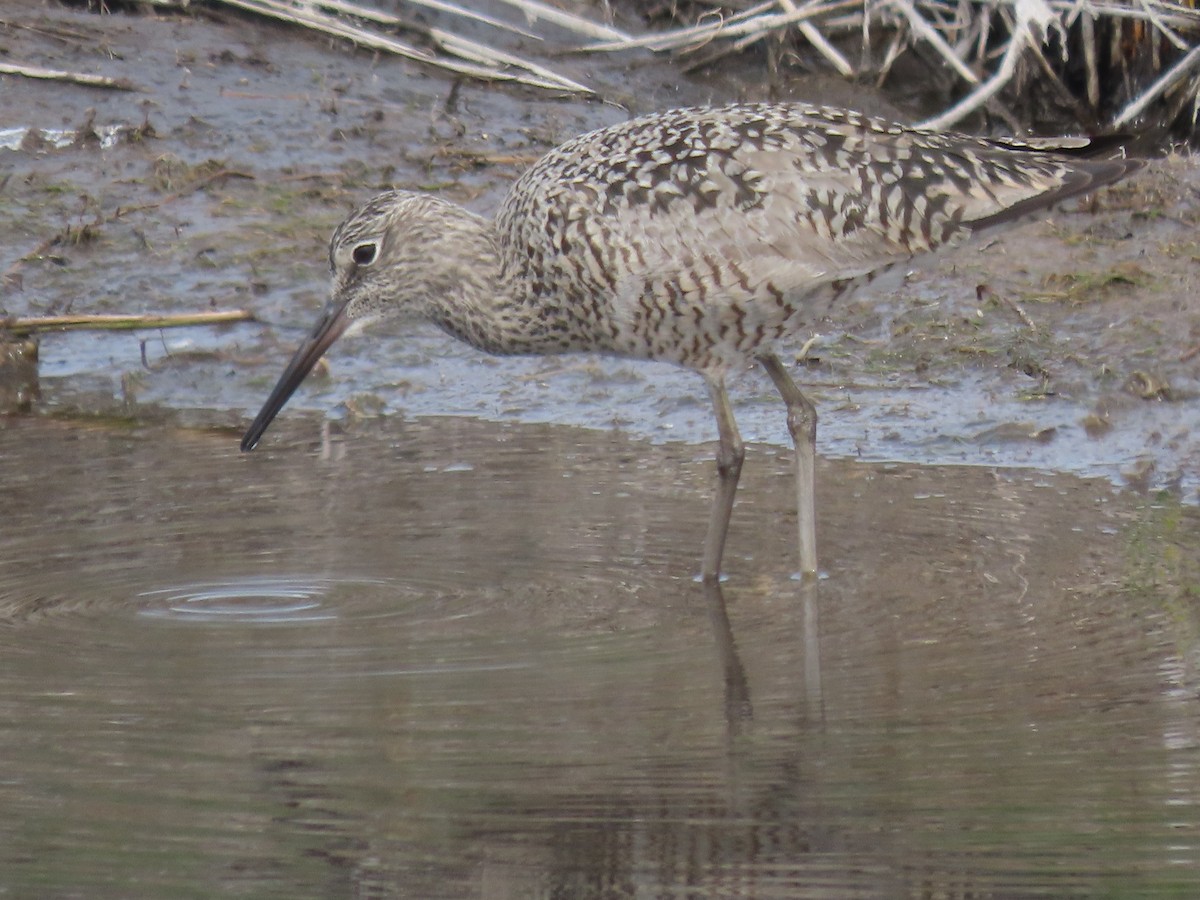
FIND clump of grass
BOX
[1033,262,1153,304]
[149,155,229,194]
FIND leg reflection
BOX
[799,577,823,722]
[703,576,825,734]
[703,579,753,732]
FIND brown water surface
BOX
[1,417,1197,897]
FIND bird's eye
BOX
[352,242,378,266]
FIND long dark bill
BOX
[240,301,351,452]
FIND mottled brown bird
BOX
[241,103,1139,581]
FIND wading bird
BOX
[241,103,1139,581]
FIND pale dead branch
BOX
[3,311,254,336]
[207,0,603,95]
[0,61,138,91]
[611,0,1200,133]
[485,0,630,42]
[1112,43,1200,126]
[48,0,1200,132]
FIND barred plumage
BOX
[242,103,1140,580]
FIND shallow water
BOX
[2,417,1197,897]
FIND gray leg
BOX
[759,354,819,579]
[703,375,744,582]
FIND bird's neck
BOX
[423,215,592,357]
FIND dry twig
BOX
[207,0,606,95]
[598,0,1200,133]
[3,311,254,336]
[1112,43,1200,126]
[0,61,138,91]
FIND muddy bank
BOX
[0,0,1197,498]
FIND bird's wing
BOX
[500,104,1134,318]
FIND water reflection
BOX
[705,580,755,731]
[0,416,1197,897]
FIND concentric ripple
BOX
[137,576,361,624]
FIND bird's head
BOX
[240,190,491,452]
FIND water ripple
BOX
[137,576,359,624]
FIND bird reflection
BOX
[703,575,824,739]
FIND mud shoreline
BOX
[1,0,1197,497]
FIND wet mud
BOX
[1,0,1197,492]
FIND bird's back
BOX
[493,104,1138,372]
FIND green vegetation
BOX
[1124,497,1200,657]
